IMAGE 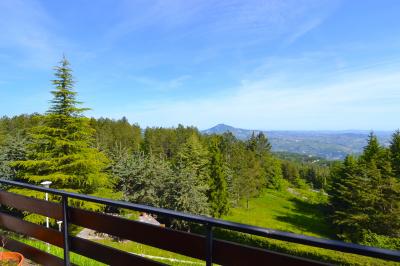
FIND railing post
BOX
[206,223,213,266]
[62,195,70,266]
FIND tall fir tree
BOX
[240,150,263,209]
[0,135,27,180]
[329,155,367,241]
[330,135,400,242]
[390,130,400,179]
[175,133,209,183]
[263,156,284,190]
[207,136,229,217]
[14,57,109,195]
[361,132,381,163]
[246,132,272,156]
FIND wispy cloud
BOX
[105,0,338,51]
[129,74,192,92]
[285,18,324,44]
[0,0,63,68]
[105,56,400,131]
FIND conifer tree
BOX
[207,136,229,217]
[0,135,27,180]
[240,150,263,209]
[330,136,400,242]
[329,155,366,241]
[264,156,284,189]
[390,130,400,179]
[116,152,171,207]
[14,57,109,195]
[115,152,209,226]
[246,132,271,157]
[361,132,381,163]
[175,133,209,183]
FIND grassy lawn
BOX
[15,236,204,266]
[224,188,333,238]
[96,239,204,266]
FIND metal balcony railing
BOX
[0,179,399,265]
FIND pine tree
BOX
[361,132,381,163]
[330,137,400,242]
[116,152,171,207]
[390,130,400,179]
[14,57,109,195]
[240,150,263,209]
[264,156,284,190]
[90,117,142,153]
[0,135,27,180]
[329,155,366,241]
[175,133,209,183]
[115,151,209,228]
[165,164,209,218]
[207,137,229,217]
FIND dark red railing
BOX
[0,179,399,265]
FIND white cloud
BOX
[105,0,338,50]
[129,75,192,91]
[0,0,63,68]
[285,18,323,44]
[105,64,400,131]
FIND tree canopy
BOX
[13,57,109,194]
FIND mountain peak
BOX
[203,123,236,133]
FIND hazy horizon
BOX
[201,123,396,133]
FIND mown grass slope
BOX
[224,188,333,238]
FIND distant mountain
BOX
[202,124,392,160]
[202,124,258,140]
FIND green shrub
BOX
[360,230,400,250]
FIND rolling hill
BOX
[202,124,392,160]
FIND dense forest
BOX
[0,58,399,250]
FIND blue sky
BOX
[0,0,400,130]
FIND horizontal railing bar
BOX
[213,238,327,266]
[70,236,166,266]
[0,209,324,266]
[70,207,324,265]
[69,207,206,259]
[0,211,164,265]
[1,179,399,262]
[0,190,63,220]
[5,238,65,266]
[0,212,64,247]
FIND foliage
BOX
[142,125,198,160]
[329,132,400,243]
[390,130,400,179]
[13,57,110,195]
[207,135,229,217]
[359,230,400,251]
[89,117,141,153]
[175,133,209,183]
[115,152,209,220]
[263,155,284,190]
[116,152,173,207]
[0,135,27,180]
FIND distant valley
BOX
[202,124,392,160]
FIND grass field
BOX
[224,187,333,238]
